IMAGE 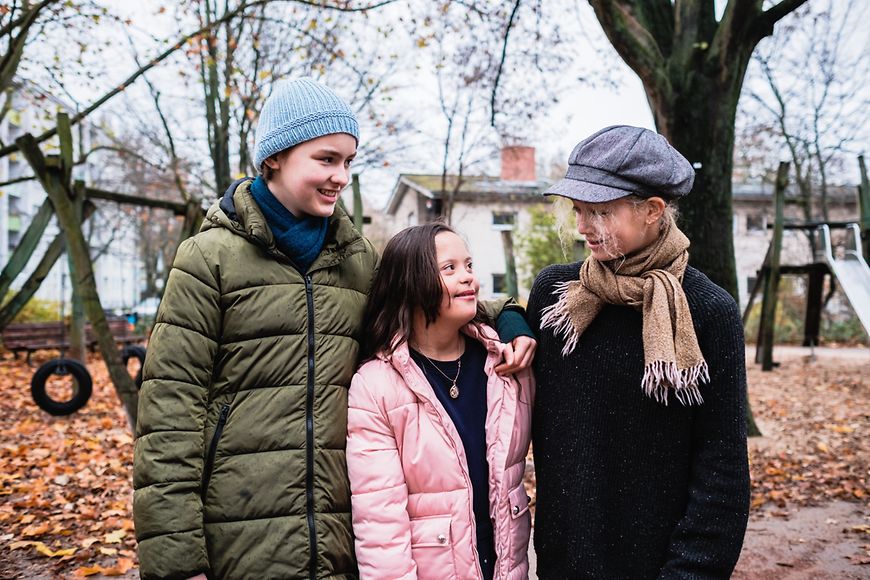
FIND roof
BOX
[732,182,857,203]
[385,173,550,215]
[385,174,860,215]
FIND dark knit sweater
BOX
[528,262,750,580]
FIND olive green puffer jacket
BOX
[133,178,377,580]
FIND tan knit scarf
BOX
[540,216,709,406]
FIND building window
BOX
[746,213,766,232]
[425,198,443,220]
[8,194,22,216]
[8,230,21,251]
[492,274,506,295]
[492,211,516,231]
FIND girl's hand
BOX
[495,335,537,376]
[187,575,207,580]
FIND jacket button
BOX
[437,534,447,544]
[512,505,520,515]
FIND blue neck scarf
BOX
[250,176,328,272]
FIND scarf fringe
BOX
[540,281,581,356]
[641,360,710,406]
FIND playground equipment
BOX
[744,161,870,370]
[819,224,870,333]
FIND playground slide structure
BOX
[818,223,870,335]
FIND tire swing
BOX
[31,359,93,416]
[121,345,147,389]
[31,264,93,415]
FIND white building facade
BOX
[0,83,143,312]
[384,147,862,309]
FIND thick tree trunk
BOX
[653,60,750,301]
[666,117,739,299]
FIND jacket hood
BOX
[202,176,367,269]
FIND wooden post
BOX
[858,155,870,262]
[0,202,95,330]
[803,263,826,347]
[351,174,364,233]
[759,162,789,371]
[500,229,519,299]
[67,181,87,362]
[16,117,138,429]
[743,243,771,325]
[0,198,54,300]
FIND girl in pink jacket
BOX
[347,223,534,580]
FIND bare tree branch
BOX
[587,0,672,115]
[489,0,522,127]
[0,0,400,160]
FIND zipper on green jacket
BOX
[304,273,318,580]
[201,403,231,498]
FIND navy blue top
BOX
[410,337,495,579]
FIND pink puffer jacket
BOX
[347,324,534,580]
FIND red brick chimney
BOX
[500,145,536,181]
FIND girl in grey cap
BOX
[527,125,750,579]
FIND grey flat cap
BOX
[544,125,695,202]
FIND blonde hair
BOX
[578,195,678,261]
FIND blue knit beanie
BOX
[254,78,359,170]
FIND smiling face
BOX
[572,196,666,261]
[262,133,357,218]
[434,231,480,327]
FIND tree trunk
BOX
[17,131,139,429]
[653,58,751,301]
[352,174,364,233]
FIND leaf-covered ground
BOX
[0,353,136,579]
[0,347,867,579]
[735,347,870,577]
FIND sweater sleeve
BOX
[527,264,569,338]
[659,292,751,579]
[347,370,417,580]
[133,238,221,580]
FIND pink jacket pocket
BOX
[506,483,533,571]
[410,515,458,579]
[508,483,531,519]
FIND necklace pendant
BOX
[449,382,460,399]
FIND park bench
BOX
[1,317,145,364]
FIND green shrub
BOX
[1,291,61,323]
[743,278,868,346]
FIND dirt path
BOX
[735,346,870,578]
[734,501,870,578]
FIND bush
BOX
[743,278,868,346]
[1,291,61,324]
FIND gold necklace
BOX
[419,354,462,399]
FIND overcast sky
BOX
[24,0,866,209]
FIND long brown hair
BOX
[361,222,490,360]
